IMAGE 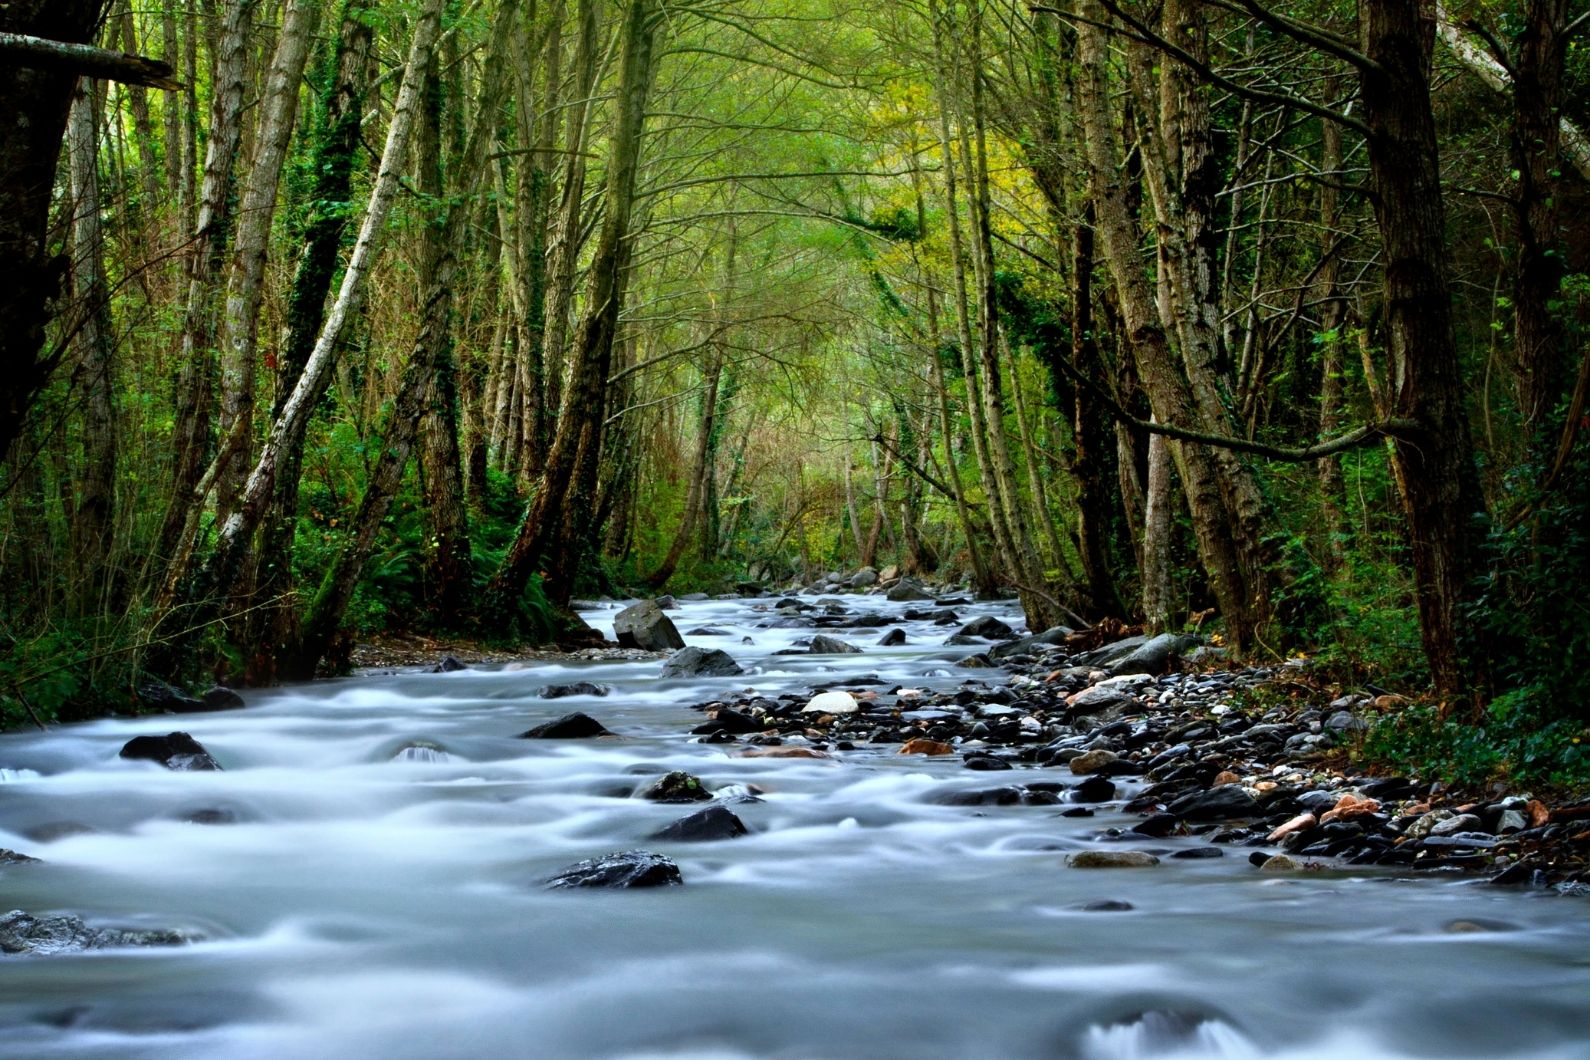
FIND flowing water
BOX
[1,595,1587,1059]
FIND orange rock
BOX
[1528,800,1550,828]
[1212,771,1242,787]
[1320,793,1381,824]
[1267,812,1318,843]
[900,738,955,756]
[1254,781,1278,792]
[737,746,831,759]
[1400,801,1431,817]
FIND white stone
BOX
[802,690,860,714]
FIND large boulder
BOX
[518,712,611,739]
[538,682,611,699]
[1107,632,1201,676]
[660,646,744,678]
[956,615,1016,640]
[135,679,207,714]
[613,600,685,652]
[544,850,683,890]
[849,568,879,589]
[1071,634,1151,669]
[886,580,934,602]
[807,634,863,655]
[990,626,1072,660]
[1168,786,1263,821]
[119,732,222,771]
[640,771,713,802]
[0,910,194,955]
[648,805,749,842]
[0,849,41,866]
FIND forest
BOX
[1,0,1587,789]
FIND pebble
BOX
[1066,850,1160,868]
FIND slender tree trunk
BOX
[215,0,319,518]
[1359,1,1488,693]
[1142,428,1174,632]
[66,77,118,597]
[1070,206,1126,617]
[645,348,724,589]
[1315,98,1350,570]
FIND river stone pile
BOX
[678,629,1590,891]
[0,910,196,956]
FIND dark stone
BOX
[1106,633,1200,676]
[648,805,749,842]
[519,712,611,739]
[885,581,934,602]
[1167,786,1263,821]
[135,679,206,714]
[1130,813,1182,838]
[1060,807,1096,818]
[431,655,467,673]
[839,613,889,628]
[1072,776,1118,803]
[182,808,237,825]
[0,849,41,866]
[935,786,1023,806]
[808,634,863,655]
[660,646,744,678]
[640,771,712,802]
[544,850,683,890]
[1081,900,1134,912]
[199,686,246,711]
[710,708,762,734]
[684,627,731,636]
[1247,851,1272,868]
[118,732,222,771]
[613,600,685,652]
[989,626,1072,660]
[1171,846,1225,859]
[877,628,906,647]
[957,616,1015,640]
[963,754,1014,771]
[655,595,678,610]
[0,910,193,955]
[538,681,612,699]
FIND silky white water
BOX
[1,595,1587,1059]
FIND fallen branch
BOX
[0,32,182,90]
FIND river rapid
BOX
[1,594,1588,1060]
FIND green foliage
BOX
[1359,695,1589,790]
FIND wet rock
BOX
[660,646,744,678]
[640,771,712,802]
[685,626,731,636]
[736,746,831,759]
[118,732,222,772]
[544,850,683,890]
[613,600,685,652]
[1268,813,1317,843]
[957,616,1015,640]
[0,849,41,866]
[1081,899,1135,912]
[1066,850,1160,868]
[1070,749,1120,776]
[963,753,1014,771]
[1071,776,1118,803]
[900,738,955,756]
[1320,794,1381,824]
[886,581,934,602]
[808,634,863,655]
[1171,846,1224,859]
[538,681,612,699]
[1402,809,1454,841]
[990,627,1072,660]
[877,629,906,647]
[519,712,611,739]
[1130,814,1182,838]
[1167,786,1261,821]
[135,679,206,714]
[1066,685,1136,716]
[0,910,193,955]
[648,805,749,842]
[1106,633,1200,676]
[1429,813,1485,837]
[1070,634,1151,669]
[199,686,246,711]
[1257,854,1302,872]
[183,808,237,825]
[701,708,762,735]
[849,568,879,588]
[802,691,859,714]
[431,655,468,673]
[655,595,677,610]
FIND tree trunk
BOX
[0,0,111,468]
[1359,1,1488,694]
[490,0,661,613]
[215,0,319,518]
[1314,98,1350,571]
[645,348,725,589]
[1141,428,1174,632]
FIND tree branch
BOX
[0,32,183,90]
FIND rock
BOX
[1402,808,1454,841]
[648,805,749,842]
[538,681,612,699]
[1172,847,1225,859]
[544,850,683,890]
[1429,813,1485,837]
[134,678,206,714]
[957,615,1015,640]
[1071,776,1118,803]
[660,646,744,678]
[1130,814,1182,838]
[989,627,1072,660]
[640,771,712,802]
[431,655,467,673]
[1069,749,1120,775]
[1258,854,1302,872]
[849,568,879,588]
[808,634,863,655]
[0,849,41,866]
[655,595,677,610]
[1319,794,1381,824]
[118,732,222,771]
[900,738,955,756]
[736,746,831,759]
[886,581,934,602]
[0,910,193,956]
[802,691,859,714]
[1495,809,1528,834]
[685,626,731,636]
[1066,850,1160,868]
[613,600,685,652]
[199,686,246,711]
[877,629,906,647]
[1167,786,1262,820]
[1081,899,1135,911]
[1070,634,1151,669]
[1325,710,1367,733]
[1066,685,1136,715]
[519,712,611,739]
[1267,813,1318,843]
[963,754,1014,771]
[704,708,762,734]
[1106,633,1200,676]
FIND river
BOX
[1,593,1587,1059]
